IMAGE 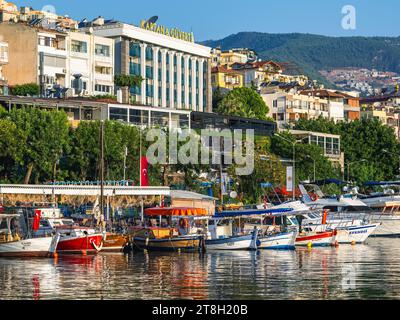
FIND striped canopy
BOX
[145,207,208,217]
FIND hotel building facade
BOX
[81,19,212,113]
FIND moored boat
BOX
[295,230,338,247]
[205,231,258,251]
[102,232,130,252]
[335,223,381,244]
[132,207,209,252]
[132,227,202,252]
[0,214,60,257]
[258,231,297,250]
[56,226,104,255]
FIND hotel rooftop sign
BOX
[140,20,195,43]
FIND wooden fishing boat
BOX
[0,214,60,257]
[102,233,130,252]
[132,207,209,252]
[132,227,202,252]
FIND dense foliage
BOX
[114,74,143,88]
[217,87,269,120]
[294,117,400,183]
[10,83,40,97]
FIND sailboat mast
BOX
[100,120,105,227]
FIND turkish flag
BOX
[33,210,41,231]
[141,156,149,187]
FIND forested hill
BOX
[201,32,400,85]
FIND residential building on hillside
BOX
[0,22,114,97]
[0,1,78,29]
[211,65,243,90]
[360,94,400,140]
[0,0,18,22]
[231,60,284,89]
[299,89,345,122]
[79,17,212,112]
[261,88,357,128]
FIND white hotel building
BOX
[80,18,212,113]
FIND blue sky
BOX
[11,0,400,41]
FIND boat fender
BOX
[256,239,261,247]
[145,237,149,246]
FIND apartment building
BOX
[0,0,18,22]
[360,95,400,140]
[0,40,8,94]
[211,65,243,90]
[0,22,114,97]
[261,88,360,128]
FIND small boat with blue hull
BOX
[257,231,297,250]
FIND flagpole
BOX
[139,126,142,187]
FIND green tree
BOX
[270,131,340,184]
[0,118,24,182]
[294,117,400,183]
[11,83,40,96]
[5,107,70,183]
[217,87,269,120]
[114,74,143,104]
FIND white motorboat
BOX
[257,231,297,250]
[205,216,258,250]
[0,214,59,257]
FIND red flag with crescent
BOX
[141,156,149,186]
[33,210,41,231]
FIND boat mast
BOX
[100,120,105,230]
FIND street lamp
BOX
[305,155,316,182]
[274,133,309,200]
[347,159,367,182]
[382,149,400,177]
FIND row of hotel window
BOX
[130,44,205,69]
[129,64,207,88]
[38,36,111,57]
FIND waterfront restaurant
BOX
[79,17,212,113]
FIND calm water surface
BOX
[1,238,400,300]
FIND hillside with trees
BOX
[202,32,400,86]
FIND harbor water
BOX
[0,238,399,300]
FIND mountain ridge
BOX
[201,32,400,86]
